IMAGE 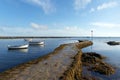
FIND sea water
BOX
[0,37,120,79]
[82,37,120,79]
[0,38,77,72]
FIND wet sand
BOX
[0,41,92,80]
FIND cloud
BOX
[97,1,118,10]
[30,22,48,30]
[74,0,91,11]
[63,26,91,36]
[90,1,118,12]
[89,22,120,37]
[24,0,55,14]
[91,22,120,28]
[0,26,34,36]
[90,1,118,13]
[89,8,95,13]
[0,25,92,37]
[65,26,80,30]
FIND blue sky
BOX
[0,0,120,37]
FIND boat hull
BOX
[24,39,32,42]
[8,45,28,50]
[29,41,44,45]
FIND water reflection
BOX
[17,49,28,53]
[90,45,93,52]
[7,48,28,53]
[82,38,120,79]
[29,44,45,47]
[39,44,45,47]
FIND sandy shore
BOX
[0,41,92,80]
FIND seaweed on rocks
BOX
[82,52,115,75]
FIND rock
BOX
[107,41,120,45]
[78,40,88,43]
[82,52,104,64]
[91,62,115,75]
[82,52,115,75]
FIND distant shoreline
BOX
[0,36,119,39]
[0,36,73,39]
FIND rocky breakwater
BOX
[61,41,115,80]
[82,52,115,77]
[60,41,93,80]
[0,41,93,80]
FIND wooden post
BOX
[91,30,93,41]
[91,30,93,52]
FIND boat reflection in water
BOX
[7,48,28,54]
[39,44,44,47]
[17,49,28,53]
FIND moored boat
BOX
[24,38,32,42]
[29,41,44,45]
[8,44,29,50]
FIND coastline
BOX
[0,41,114,80]
[0,36,72,39]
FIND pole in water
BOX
[91,30,93,41]
[91,30,93,52]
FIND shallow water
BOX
[82,37,120,79]
[0,38,77,72]
[0,37,120,79]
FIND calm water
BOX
[82,37,120,79]
[0,37,120,79]
[0,38,77,72]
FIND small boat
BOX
[29,41,44,45]
[24,38,32,42]
[8,44,29,50]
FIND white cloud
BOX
[0,26,34,36]
[30,22,48,30]
[90,1,118,13]
[3,24,120,37]
[90,8,95,13]
[89,22,120,37]
[63,26,91,36]
[24,0,55,14]
[97,1,118,10]
[0,25,91,36]
[65,26,80,30]
[91,22,120,28]
[2,23,120,37]
[74,0,91,11]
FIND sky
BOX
[0,0,120,37]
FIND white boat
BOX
[24,38,32,42]
[29,41,44,45]
[8,44,29,50]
